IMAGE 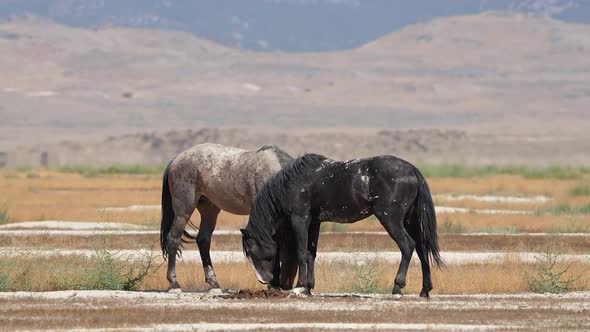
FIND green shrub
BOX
[58,164,165,177]
[481,226,520,234]
[320,222,348,233]
[0,272,10,291]
[351,261,381,294]
[526,246,582,294]
[439,219,465,234]
[537,204,590,216]
[549,219,590,233]
[569,183,590,197]
[0,205,9,225]
[0,248,158,291]
[419,164,588,179]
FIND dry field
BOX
[1,169,589,232]
[0,168,589,330]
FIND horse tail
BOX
[160,160,175,258]
[412,167,444,268]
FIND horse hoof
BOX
[207,288,224,295]
[419,290,430,299]
[392,288,403,295]
[267,284,281,291]
[289,287,309,297]
[391,294,402,300]
[168,288,182,294]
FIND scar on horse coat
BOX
[242,154,444,298]
[160,143,298,291]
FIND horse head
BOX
[241,228,277,284]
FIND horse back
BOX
[294,156,418,222]
[169,143,286,214]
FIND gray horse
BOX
[160,143,296,291]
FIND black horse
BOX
[241,154,444,298]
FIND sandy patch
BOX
[88,322,508,331]
[98,205,161,212]
[436,206,533,215]
[2,248,589,265]
[435,194,551,204]
[0,221,148,230]
[26,90,57,97]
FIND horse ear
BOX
[240,228,249,238]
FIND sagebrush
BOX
[526,245,583,294]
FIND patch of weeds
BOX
[419,164,588,179]
[350,258,382,294]
[439,219,465,234]
[0,272,10,291]
[0,205,9,225]
[3,172,18,179]
[88,248,123,290]
[537,204,590,216]
[526,245,583,294]
[85,238,159,291]
[25,171,40,179]
[481,226,520,234]
[521,167,588,180]
[0,242,159,291]
[320,222,348,233]
[16,166,32,173]
[58,164,165,177]
[0,258,14,291]
[364,216,379,224]
[569,182,590,197]
[549,218,590,233]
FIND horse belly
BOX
[198,175,254,215]
[314,173,371,223]
[316,198,372,223]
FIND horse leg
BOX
[415,241,432,298]
[196,197,221,289]
[307,222,321,291]
[375,208,415,295]
[407,213,433,299]
[166,188,197,291]
[291,215,310,293]
[279,223,298,290]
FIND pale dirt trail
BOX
[0,291,588,331]
[2,248,590,265]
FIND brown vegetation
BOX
[2,170,588,233]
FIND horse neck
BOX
[248,180,287,244]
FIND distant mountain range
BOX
[0,0,589,51]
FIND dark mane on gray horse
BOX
[245,153,328,246]
[257,145,292,168]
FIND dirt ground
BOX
[0,290,588,331]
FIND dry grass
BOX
[0,169,249,228]
[2,232,590,253]
[429,175,576,198]
[0,170,160,222]
[163,258,590,295]
[1,170,588,233]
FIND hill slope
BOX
[1,0,589,51]
[0,12,589,156]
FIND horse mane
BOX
[257,144,293,168]
[246,153,328,244]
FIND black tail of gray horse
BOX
[160,161,175,258]
[413,168,444,268]
[160,161,196,258]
